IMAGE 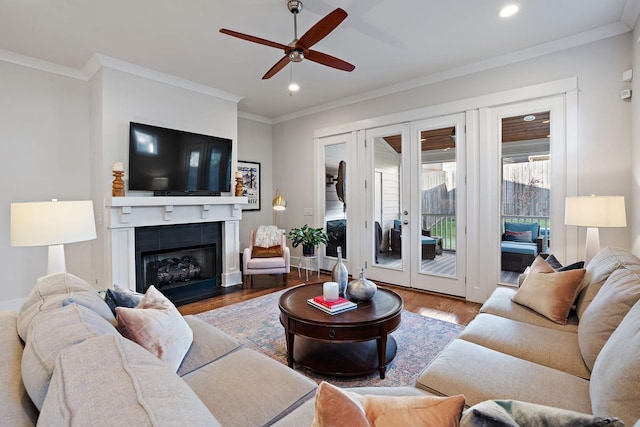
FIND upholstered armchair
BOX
[243,228,290,287]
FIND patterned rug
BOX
[195,288,464,387]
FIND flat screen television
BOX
[128,122,232,196]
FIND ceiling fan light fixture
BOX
[288,49,304,63]
[288,82,300,92]
[499,5,519,18]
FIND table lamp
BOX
[565,195,626,265]
[10,200,97,274]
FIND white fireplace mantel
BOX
[104,196,247,290]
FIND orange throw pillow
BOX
[311,381,465,427]
[252,245,283,258]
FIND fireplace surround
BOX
[105,196,246,302]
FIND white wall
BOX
[237,117,273,250]
[0,61,91,309]
[273,34,635,260]
[632,23,640,255]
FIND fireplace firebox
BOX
[135,222,222,305]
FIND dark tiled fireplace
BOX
[135,222,222,305]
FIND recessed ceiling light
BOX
[523,115,536,121]
[499,5,519,18]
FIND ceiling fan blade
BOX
[262,56,291,79]
[297,8,348,50]
[305,50,355,72]
[220,28,288,50]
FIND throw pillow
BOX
[252,245,283,258]
[529,255,555,274]
[512,269,586,324]
[503,230,532,243]
[311,381,465,427]
[116,285,193,372]
[545,254,585,272]
[460,399,624,427]
[104,285,144,317]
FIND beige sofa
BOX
[1,272,425,426]
[3,247,639,425]
[417,247,640,425]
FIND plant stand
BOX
[298,255,319,281]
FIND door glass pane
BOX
[500,111,551,284]
[420,127,456,276]
[373,134,402,269]
[325,143,347,259]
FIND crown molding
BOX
[83,54,243,104]
[271,22,631,124]
[238,111,273,124]
[0,48,85,80]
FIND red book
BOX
[312,295,352,308]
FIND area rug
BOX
[195,288,464,387]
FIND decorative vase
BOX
[346,268,377,302]
[303,245,315,256]
[331,246,348,297]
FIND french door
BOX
[364,114,466,297]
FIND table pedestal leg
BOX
[377,336,388,379]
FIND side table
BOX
[298,255,319,281]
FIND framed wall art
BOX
[237,161,261,211]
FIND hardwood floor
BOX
[178,271,481,326]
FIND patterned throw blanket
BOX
[255,225,279,248]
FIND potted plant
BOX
[287,224,328,255]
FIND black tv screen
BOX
[128,122,232,196]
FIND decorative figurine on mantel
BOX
[112,162,125,197]
[235,170,243,197]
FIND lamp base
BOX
[47,244,67,275]
[584,227,600,266]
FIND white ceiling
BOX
[1,0,639,121]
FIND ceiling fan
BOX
[219,0,355,80]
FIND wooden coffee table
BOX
[278,283,403,379]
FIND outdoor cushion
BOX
[501,241,538,255]
[421,236,436,245]
[504,222,539,242]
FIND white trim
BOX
[84,54,244,103]
[314,78,577,138]
[238,111,273,124]
[0,48,86,80]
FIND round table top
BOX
[278,283,403,326]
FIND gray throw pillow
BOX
[104,286,144,316]
[460,400,624,427]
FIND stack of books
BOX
[307,295,357,315]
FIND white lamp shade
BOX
[11,200,97,247]
[564,196,626,227]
